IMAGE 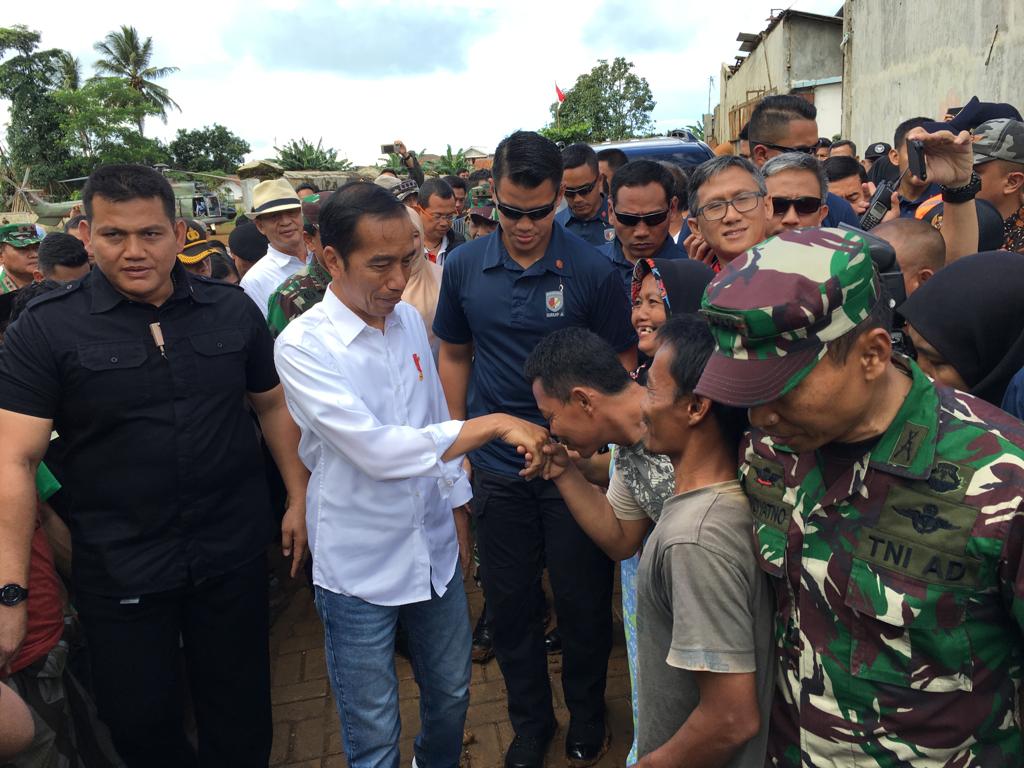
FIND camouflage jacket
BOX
[1004,204,1024,254]
[266,259,330,338]
[0,268,19,295]
[741,359,1024,766]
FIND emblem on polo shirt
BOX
[604,228,616,242]
[545,289,565,317]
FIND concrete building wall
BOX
[842,0,1023,148]
[714,13,844,145]
[813,82,843,138]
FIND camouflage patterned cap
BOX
[972,119,1024,166]
[467,184,497,221]
[694,227,880,407]
[0,223,42,248]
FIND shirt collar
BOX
[266,243,308,268]
[867,357,939,479]
[481,225,574,276]
[89,261,205,314]
[321,286,404,347]
[567,196,608,224]
[610,236,677,267]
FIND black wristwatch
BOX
[941,171,981,204]
[0,584,28,607]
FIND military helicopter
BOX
[2,165,238,228]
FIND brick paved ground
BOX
[268,569,633,768]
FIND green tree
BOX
[538,122,594,146]
[93,25,179,134]
[55,50,81,90]
[422,145,469,176]
[169,124,250,172]
[546,57,656,142]
[684,120,705,141]
[54,77,167,165]
[0,25,77,188]
[273,138,352,171]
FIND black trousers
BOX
[75,556,272,768]
[473,468,614,738]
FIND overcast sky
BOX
[4,0,840,166]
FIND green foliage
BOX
[54,77,165,164]
[273,138,352,171]
[93,25,179,134]
[538,122,594,146]
[0,25,78,188]
[422,145,469,177]
[169,124,250,172]
[685,120,705,141]
[545,57,656,143]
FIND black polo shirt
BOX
[433,225,636,477]
[0,264,278,597]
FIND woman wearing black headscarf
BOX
[899,250,1024,406]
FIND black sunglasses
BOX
[754,140,817,156]
[770,196,822,216]
[564,179,599,199]
[495,196,559,221]
[614,209,669,227]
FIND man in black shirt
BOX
[0,165,309,768]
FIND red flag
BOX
[555,83,566,103]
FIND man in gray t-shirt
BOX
[630,316,773,768]
[636,481,773,765]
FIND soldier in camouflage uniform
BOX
[267,192,332,338]
[0,223,42,294]
[694,226,1024,766]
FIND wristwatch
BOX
[0,584,28,607]
[941,171,981,204]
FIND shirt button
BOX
[110,356,118,363]
[217,342,223,349]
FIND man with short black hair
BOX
[0,163,309,768]
[417,178,465,265]
[295,181,319,198]
[597,148,629,188]
[275,181,551,768]
[555,143,612,247]
[602,160,683,293]
[825,155,871,215]
[63,214,88,244]
[444,175,470,238]
[761,153,829,234]
[829,139,858,159]
[685,156,771,270]
[747,95,859,228]
[34,231,90,283]
[659,162,689,242]
[434,130,636,768]
[890,116,941,217]
[815,138,832,161]
[241,177,310,318]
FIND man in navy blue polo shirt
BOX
[434,131,637,768]
[554,143,613,247]
[600,160,684,296]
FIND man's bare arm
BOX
[634,671,760,768]
[0,409,53,671]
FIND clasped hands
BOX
[494,415,581,481]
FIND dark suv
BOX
[591,136,714,171]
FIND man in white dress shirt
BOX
[275,183,551,768]
[240,177,310,317]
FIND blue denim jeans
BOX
[314,568,472,768]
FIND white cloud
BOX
[2,0,841,166]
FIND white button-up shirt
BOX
[274,288,471,606]
[240,244,307,318]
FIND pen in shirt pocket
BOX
[412,353,424,381]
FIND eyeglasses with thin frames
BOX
[696,191,765,222]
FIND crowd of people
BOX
[0,90,1024,768]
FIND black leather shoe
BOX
[472,609,494,663]
[544,627,562,655]
[565,720,610,768]
[505,733,551,768]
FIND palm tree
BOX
[93,25,179,134]
[55,51,81,91]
